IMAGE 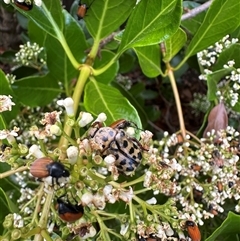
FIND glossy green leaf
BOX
[118,0,182,51]
[134,45,162,77]
[119,51,136,74]
[12,74,60,107]
[213,44,240,71]
[205,212,240,241]
[207,68,233,100]
[12,0,64,38]
[84,80,141,127]
[112,81,148,126]
[185,0,240,57]
[94,50,119,85]
[163,28,187,62]
[181,1,206,35]
[86,0,136,40]
[29,10,88,90]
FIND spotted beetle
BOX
[88,119,146,175]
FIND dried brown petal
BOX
[203,102,228,142]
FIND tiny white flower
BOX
[66,146,79,164]
[92,193,106,210]
[104,155,115,165]
[78,112,94,127]
[81,192,94,206]
[95,113,107,122]
[3,0,11,3]
[57,97,74,117]
[0,95,15,112]
[27,145,44,158]
[34,0,42,6]
[120,223,129,235]
[81,226,97,239]
[49,125,62,136]
[119,187,133,203]
[146,197,157,205]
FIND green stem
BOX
[92,54,119,76]
[129,200,135,223]
[34,187,54,241]
[0,166,28,179]
[42,3,79,69]
[167,64,186,137]
[58,65,91,151]
[31,184,45,226]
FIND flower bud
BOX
[78,112,94,127]
[81,192,94,206]
[57,97,74,117]
[96,113,107,122]
[28,145,44,158]
[66,146,79,164]
[11,229,21,240]
[50,125,62,136]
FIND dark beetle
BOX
[30,157,69,185]
[56,196,84,222]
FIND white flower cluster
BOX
[0,95,15,112]
[3,0,42,7]
[197,35,240,108]
[14,41,46,67]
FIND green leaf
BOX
[205,212,240,241]
[185,0,240,57]
[94,50,119,85]
[163,28,187,62]
[12,74,60,107]
[118,0,182,51]
[13,0,64,38]
[0,182,19,234]
[119,50,136,74]
[86,0,136,40]
[29,10,88,91]
[213,44,240,71]
[206,68,233,100]
[134,45,162,77]
[181,1,206,35]
[112,81,148,126]
[84,80,141,127]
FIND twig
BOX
[181,0,212,21]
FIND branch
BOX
[181,0,212,21]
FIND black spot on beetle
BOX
[123,140,128,148]
[126,166,134,171]
[138,152,142,160]
[129,147,135,155]
[120,159,127,165]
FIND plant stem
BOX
[0,166,28,179]
[42,3,79,69]
[34,187,54,241]
[58,65,91,152]
[181,0,212,21]
[167,64,186,137]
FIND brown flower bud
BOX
[203,102,228,142]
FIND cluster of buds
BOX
[14,42,46,69]
[196,35,240,110]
